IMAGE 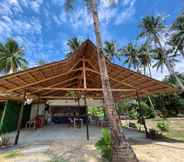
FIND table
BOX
[26,120,36,129]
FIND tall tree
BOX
[137,43,155,131]
[138,43,152,76]
[139,16,184,91]
[103,40,120,62]
[170,12,184,57]
[64,1,139,162]
[122,42,154,135]
[0,39,28,74]
[122,43,140,72]
[66,37,82,58]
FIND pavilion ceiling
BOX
[0,40,176,102]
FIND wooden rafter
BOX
[30,76,80,95]
[5,60,82,93]
[86,67,136,89]
[29,87,136,92]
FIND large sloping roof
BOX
[0,40,176,101]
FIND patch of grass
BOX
[166,129,184,141]
[126,118,184,141]
[3,150,21,158]
[48,157,69,162]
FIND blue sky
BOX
[0,0,183,79]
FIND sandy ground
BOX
[0,125,184,162]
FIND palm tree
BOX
[64,1,139,162]
[163,72,184,87]
[103,41,121,62]
[138,43,152,76]
[122,43,140,72]
[139,16,184,91]
[152,48,179,72]
[66,37,82,58]
[152,48,166,72]
[170,12,184,57]
[122,42,154,135]
[137,43,156,129]
[0,39,28,74]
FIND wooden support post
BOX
[84,96,89,140]
[14,90,26,145]
[0,100,8,134]
[83,59,87,88]
[37,96,40,116]
[136,91,149,137]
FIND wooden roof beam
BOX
[86,68,136,89]
[30,87,136,92]
[5,60,83,93]
[30,76,80,95]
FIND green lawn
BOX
[2,150,21,158]
[126,118,184,141]
[147,118,184,141]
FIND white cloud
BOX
[30,0,43,13]
[101,0,119,7]
[56,0,137,30]
[122,0,132,6]
[114,0,136,25]
[98,5,117,24]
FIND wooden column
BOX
[136,91,149,137]
[37,96,40,117]
[82,59,87,89]
[0,100,8,134]
[84,96,89,140]
[14,90,26,145]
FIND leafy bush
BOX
[88,106,104,119]
[117,99,155,119]
[95,128,112,162]
[0,134,10,146]
[157,120,169,133]
[128,122,137,129]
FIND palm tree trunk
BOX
[154,33,184,91]
[147,65,156,116]
[91,1,139,162]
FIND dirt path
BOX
[1,128,184,162]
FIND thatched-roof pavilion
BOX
[0,40,175,101]
[0,40,176,145]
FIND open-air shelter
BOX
[0,40,176,144]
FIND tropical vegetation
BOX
[96,128,112,162]
[66,37,83,58]
[0,39,28,74]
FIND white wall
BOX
[30,103,46,120]
[47,99,103,107]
